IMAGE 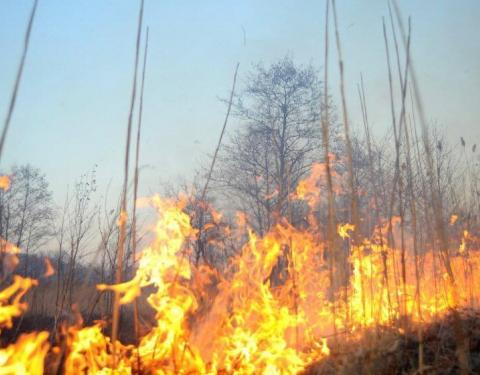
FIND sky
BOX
[0,0,479,207]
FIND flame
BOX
[0,238,35,328]
[338,223,355,239]
[43,258,55,277]
[208,229,308,373]
[0,175,10,191]
[0,238,20,275]
[0,275,38,328]
[95,195,205,373]
[0,163,479,373]
[0,237,50,374]
[0,332,50,375]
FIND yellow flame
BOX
[337,223,355,239]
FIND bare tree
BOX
[54,168,97,326]
[216,56,337,233]
[0,164,54,275]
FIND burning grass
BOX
[0,0,478,373]
[0,185,479,374]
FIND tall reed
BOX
[130,25,150,343]
[112,0,144,365]
[0,0,39,162]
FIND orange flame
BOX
[0,175,11,191]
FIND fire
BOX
[0,332,50,375]
[0,175,10,191]
[0,164,479,374]
[64,324,131,374]
[0,239,50,375]
[0,275,38,328]
[337,223,355,239]
[43,258,55,278]
[209,229,307,373]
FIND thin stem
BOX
[0,0,39,163]
[200,63,240,203]
[112,0,144,364]
[321,0,339,341]
[332,0,365,324]
[131,25,150,343]
[195,63,239,266]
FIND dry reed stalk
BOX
[321,0,339,342]
[388,2,404,91]
[356,82,376,322]
[112,0,144,364]
[53,193,68,335]
[130,25,150,343]
[357,76,392,321]
[200,63,239,203]
[391,1,470,373]
[331,0,366,327]
[459,145,477,308]
[283,160,300,349]
[410,107,440,318]
[395,16,412,326]
[194,62,239,266]
[382,17,403,316]
[404,117,424,372]
[408,93,427,241]
[0,0,39,163]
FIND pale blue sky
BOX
[1,0,479,205]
